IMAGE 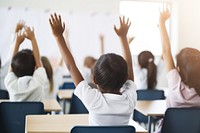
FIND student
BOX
[49,13,137,125]
[4,22,47,101]
[41,56,55,99]
[135,51,157,89]
[159,6,200,108]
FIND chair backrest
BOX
[161,108,200,133]
[70,125,136,133]
[0,102,44,133]
[136,89,165,100]
[69,94,88,114]
[0,89,9,99]
[59,82,75,89]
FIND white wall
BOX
[177,0,200,50]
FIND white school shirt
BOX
[74,80,137,126]
[4,67,47,101]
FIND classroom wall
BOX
[177,0,200,51]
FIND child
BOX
[4,21,47,101]
[159,6,200,108]
[41,56,54,99]
[49,13,137,125]
[135,51,157,89]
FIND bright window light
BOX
[120,1,170,56]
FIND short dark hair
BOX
[11,49,35,77]
[93,53,128,93]
[176,47,200,96]
[138,51,157,89]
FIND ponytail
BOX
[147,60,157,89]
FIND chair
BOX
[71,125,136,133]
[0,102,44,133]
[0,89,9,99]
[69,94,88,114]
[161,107,200,133]
[133,89,165,129]
[59,82,75,89]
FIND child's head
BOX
[41,56,53,93]
[92,53,128,93]
[176,47,200,95]
[138,51,157,89]
[11,49,35,77]
[84,56,97,69]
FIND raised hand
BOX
[23,26,35,41]
[114,16,131,37]
[15,20,25,33]
[49,13,65,37]
[159,4,170,23]
[15,30,25,45]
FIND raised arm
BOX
[49,13,83,86]
[114,16,133,81]
[24,26,42,68]
[99,34,104,55]
[159,6,175,72]
[9,30,25,71]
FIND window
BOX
[120,1,170,56]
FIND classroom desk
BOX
[57,89,74,100]
[135,100,167,133]
[25,114,147,133]
[57,89,74,113]
[43,99,62,112]
[0,99,62,113]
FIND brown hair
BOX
[41,56,54,93]
[176,47,200,96]
[138,51,157,89]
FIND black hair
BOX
[138,51,157,89]
[11,49,35,77]
[176,47,200,96]
[93,53,128,93]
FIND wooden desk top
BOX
[26,114,147,133]
[0,99,62,112]
[135,100,167,116]
[43,99,62,112]
[57,89,74,100]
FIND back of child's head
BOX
[11,49,35,77]
[138,51,157,89]
[41,56,53,93]
[93,53,128,93]
[84,56,97,68]
[176,47,200,95]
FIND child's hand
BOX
[114,16,131,38]
[159,5,170,23]
[23,26,35,41]
[15,20,25,33]
[49,13,65,38]
[15,30,25,45]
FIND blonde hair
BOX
[41,56,54,93]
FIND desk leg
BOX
[148,116,151,133]
[63,99,66,114]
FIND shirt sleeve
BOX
[74,80,102,110]
[4,72,18,88]
[167,69,181,91]
[32,67,48,85]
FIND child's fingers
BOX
[54,13,59,22]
